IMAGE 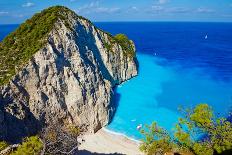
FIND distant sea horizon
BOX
[1,22,232,140]
[1,20,232,24]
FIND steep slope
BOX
[0,6,138,142]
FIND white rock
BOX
[0,10,138,142]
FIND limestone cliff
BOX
[0,6,138,142]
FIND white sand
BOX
[79,128,144,155]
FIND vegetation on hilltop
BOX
[103,33,136,59]
[0,6,69,86]
[140,104,232,155]
[114,34,135,58]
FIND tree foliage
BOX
[114,34,135,59]
[102,33,136,59]
[140,104,232,155]
[0,141,8,152]
[140,122,174,155]
[11,136,43,155]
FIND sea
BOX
[1,22,232,140]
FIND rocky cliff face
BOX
[0,6,138,142]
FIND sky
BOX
[0,0,232,24]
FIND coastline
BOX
[79,128,144,155]
[102,127,142,145]
[102,128,142,144]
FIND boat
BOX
[136,124,142,130]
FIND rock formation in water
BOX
[0,6,138,142]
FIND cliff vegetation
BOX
[140,104,232,155]
[0,6,69,85]
[103,33,135,59]
[0,141,8,152]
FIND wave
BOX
[102,127,142,144]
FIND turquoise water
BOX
[94,22,232,140]
[108,53,232,139]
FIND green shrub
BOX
[140,122,174,155]
[102,33,135,59]
[114,34,135,59]
[11,136,43,155]
[140,104,232,155]
[103,40,113,53]
[0,141,8,151]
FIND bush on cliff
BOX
[11,136,43,155]
[0,6,68,86]
[114,34,135,59]
[103,33,135,59]
[140,122,174,155]
[0,141,8,152]
[140,104,232,155]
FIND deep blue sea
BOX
[1,22,232,140]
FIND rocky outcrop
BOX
[0,6,138,142]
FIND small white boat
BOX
[205,35,208,39]
[136,124,142,130]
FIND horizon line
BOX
[1,20,232,25]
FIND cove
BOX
[107,53,232,140]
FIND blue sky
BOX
[0,0,232,24]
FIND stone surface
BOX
[0,10,138,142]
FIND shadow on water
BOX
[77,150,124,155]
[226,108,232,123]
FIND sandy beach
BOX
[78,128,144,155]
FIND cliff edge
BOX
[0,6,138,142]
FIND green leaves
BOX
[11,136,43,155]
[140,122,174,155]
[102,33,135,59]
[190,104,213,129]
[210,119,232,153]
[140,104,232,155]
[114,34,135,59]
[192,142,213,155]
[0,141,8,152]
